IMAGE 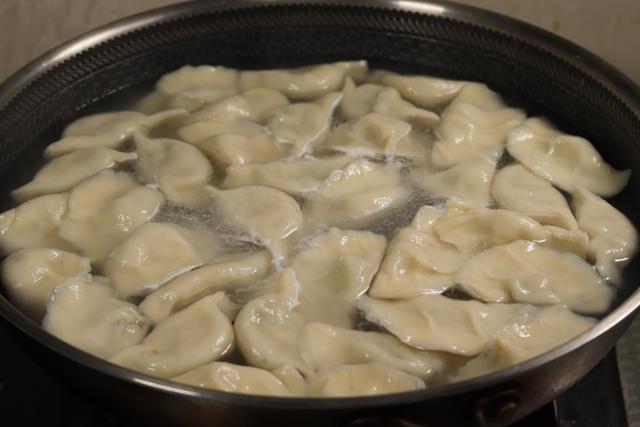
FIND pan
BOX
[0,1,639,426]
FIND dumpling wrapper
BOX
[12,147,137,202]
[0,193,74,254]
[308,362,424,397]
[268,92,342,156]
[139,251,273,324]
[134,131,213,203]
[43,275,150,359]
[2,248,91,321]
[492,163,578,230]
[208,185,302,263]
[299,322,447,379]
[221,156,355,196]
[172,362,301,397]
[177,118,265,145]
[430,84,525,168]
[234,269,311,376]
[292,228,386,328]
[110,292,234,378]
[456,305,596,380]
[572,187,638,284]
[104,222,212,299]
[411,146,502,206]
[304,159,411,230]
[58,171,164,264]
[372,71,464,109]
[456,240,613,314]
[369,206,464,299]
[358,294,527,356]
[507,118,630,196]
[239,61,367,100]
[44,110,188,157]
[187,88,289,125]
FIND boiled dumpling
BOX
[291,228,386,327]
[139,251,272,324]
[492,164,578,230]
[304,159,411,229]
[197,133,288,170]
[299,322,447,379]
[162,88,237,113]
[44,109,188,157]
[43,275,150,358]
[104,222,210,299]
[2,248,91,321]
[221,156,355,196]
[369,206,464,299]
[455,240,613,313]
[173,362,303,396]
[308,362,424,397]
[0,193,74,253]
[110,292,234,378]
[358,294,527,356]
[156,65,238,96]
[234,269,311,376]
[268,92,342,156]
[177,118,265,145]
[411,146,501,206]
[188,88,289,124]
[12,148,137,201]
[324,113,430,160]
[239,61,367,99]
[371,71,464,109]
[58,171,164,264]
[572,187,638,284]
[507,118,630,196]
[340,79,385,120]
[456,305,596,379]
[134,131,213,203]
[541,225,589,258]
[434,203,546,254]
[208,186,302,263]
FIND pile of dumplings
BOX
[1,61,637,398]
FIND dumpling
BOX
[291,228,386,327]
[197,133,288,170]
[308,363,424,397]
[540,225,589,258]
[0,193,74,253]
[104,222,210,299]
[455,240,613,313]
[134,131,213,203]
[156,65,238,96]
[268,92,342,156]
[177,118,265,145]
[43,275,150,358]
[234,269,311,376]
[58,171,164,264]
[44,110,188,157]
[572,187,638,284]
[173,362,303,396]
[299,322,447,379]
[304,159,411,229]
[239,61,367,99]
[12,147,137,202]
[358,294,527,356]
[139,251,273,324]
[340,79,439,126]
[430,86,525,168]
[507,118,630,196]
[324,113,431,160]
[456,305,596,380]
[162,88,237,113]
[372,71,464,109]
[2,248,91,321]
[221,156,355,196]
[492,164,578,230]
[208,186,302,263]
[369,206,463,299]
[109,292,234,378]
[433,203,547,254]
[188,88,289,125]
[411,146,501,206]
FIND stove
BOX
[0,318,632,427]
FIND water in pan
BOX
[0,61,629,400]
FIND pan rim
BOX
[0,0,639,410]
